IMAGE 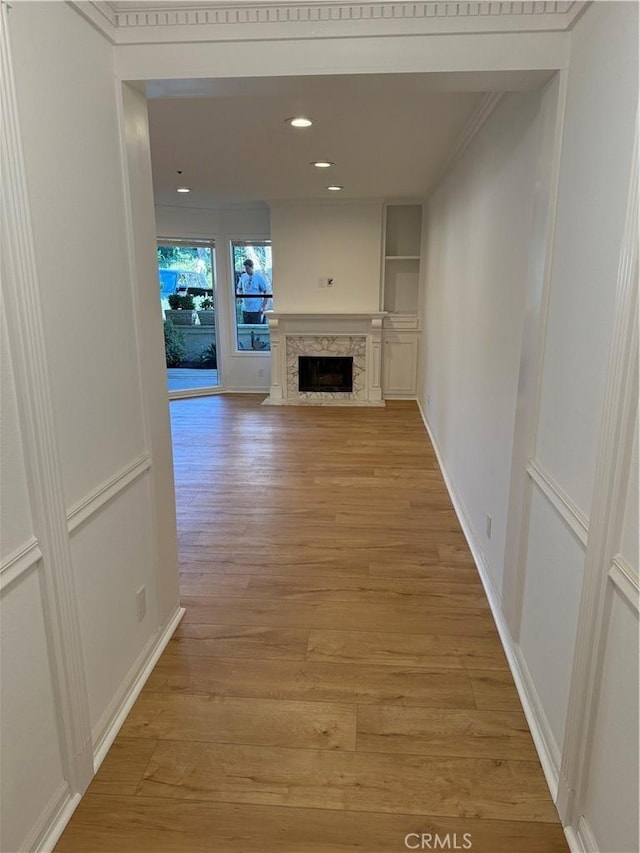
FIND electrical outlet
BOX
[318,277,327,288]
[136,586,146,621]
[258,368,264,377]
[485,515,492,539]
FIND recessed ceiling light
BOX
[286,117,312,128]
[327,185,343,191]
[311,161,334,168]
[177,187,191,193]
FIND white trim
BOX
[559,116,639,828]
[0,538,42,591]
[168,386,226,400]
[218,387,270,395]
[511,644,562,796]
[417,400,562,801]
[527,458,589,548]
[97,0,587,39]
[574,815,599,853]
[563,824,586,853]
[21,781,74,853]
[66,455,151,534]
[501,70,568,639]
[68,1,117,43]
[0,2,93,789]
[609,554,640,614]
[433,92,504,190]
[92,605,185,770]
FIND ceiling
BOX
[147,71,553,208]
[147,74,484,208]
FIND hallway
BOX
[55,396,568,852]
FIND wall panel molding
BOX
[527,458,589,548]
[558,116,639,825]
[0,2,93,790]
[501,71,568,640]
[0,538,42,591]
[609,554,640,614]
[67,455,151,535]
[574,815,599,853]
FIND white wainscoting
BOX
[0,562,69,853]
[609,554,640,613]
[576,573,639,853]
[92,604,184,769]
[527,459,589,548]
[69,472,158,732]
[0,538,42,591]
[66,455,151,534]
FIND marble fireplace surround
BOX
[264,312,386,406]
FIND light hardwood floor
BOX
[56,396,569,853]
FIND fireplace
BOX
[264,312,385,406]
[299,356,353,393]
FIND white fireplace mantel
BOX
[264,311,386,406]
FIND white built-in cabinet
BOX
[381,204,423,398]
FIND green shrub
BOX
[168,294,195,310]
[200,343,217,368]
[164,320,186,367]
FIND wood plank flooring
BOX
[56,396,568,853]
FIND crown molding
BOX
[78,1,587,42]
[432,91,504,191]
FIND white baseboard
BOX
[511,644,562,799]
[92,604,185,771]
[169,388,225,400]
[564,824,585,853]
[416,399,562,804]
[21,782,75,853]
[24,599,184,853]
[575,816,599,853]
[223,387,270,395]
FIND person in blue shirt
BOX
[238,259,268,324]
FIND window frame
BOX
[229,238,273,355]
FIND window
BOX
[157,239,219,394]
[231,240,273,352]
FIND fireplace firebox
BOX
[298,356,353,393]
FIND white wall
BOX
[420,4,638,852]
[0,309,35,557]
[620,415,639,573]
[121,85,180,624]
[11,3,145,510]
[533,1,638,519]
[420,90,544,595]
[1,300,66,853]
[1,4,180,849]
[270,201,383,314]
[519,0,637,786]
[155,203,271,392]
[578,394,638,853]
[580,583,639,853]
